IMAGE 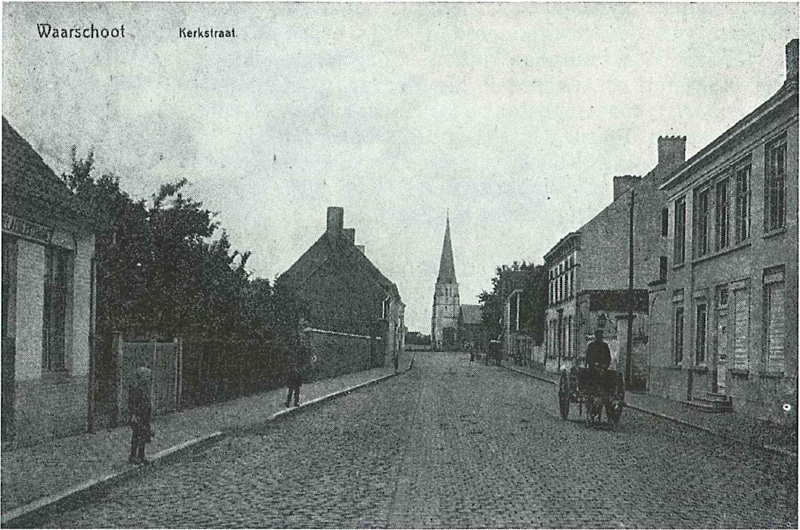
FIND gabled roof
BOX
[281,229,401,300]
[436,216,457,283]
[2,117,94,225]
[460,304,482,325]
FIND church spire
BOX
[437,214,457,283]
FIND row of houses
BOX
[536,40,797,425]
[1,117,405,445]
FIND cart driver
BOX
[586,329,611,372]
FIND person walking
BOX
[393,351,399,373]
[128,367,153,465]
[285,360,302,408]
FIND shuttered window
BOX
[674,306,684,365]
[732,287,750,371]
[765,280,785,373]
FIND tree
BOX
[479,261,548,345]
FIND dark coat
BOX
[287,365,302,387]
[586,340,611,370]
[128,385,152,441]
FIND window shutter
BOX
[766,282,785,373]
[732,288,749,370]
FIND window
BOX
[659,256,668,281]
[696,189,710,257]
[765,137,787,232]
[764,269,786,373]
[718,286,728,307]
[735,163,751,242]
[715,179,729,250]
[566,316,572,358]
[674,306,684,364]
[695,303,707,365]
[661,208,669,237]
[43,246,72,372]
[732,286,750,371]
[569,268,574,296]
[674,197,686,265]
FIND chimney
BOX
[613,175,642,201]
[786,39,798,84]
[658,136,686,170]
[343,228,355,244]
[356,245,365,254]
[326,206,344,233]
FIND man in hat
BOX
[586,329,611,371]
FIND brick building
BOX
[543,136,686,384]
[2,117,97,445]
[431,215,460,351]
[280,207,405,376]
[648,40,798,424]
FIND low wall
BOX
[13,375,88,447]
[304,328,380,381]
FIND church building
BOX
[431,215,460,351]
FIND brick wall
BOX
[299,253,385,336]
[13,375,89,447]
[304,329,376,381]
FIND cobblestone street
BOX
[42,353,797,528]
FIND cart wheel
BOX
[585,396,595,427]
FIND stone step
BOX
[696,394,733,406]
[683,399,733,413]
[704,392,733,402]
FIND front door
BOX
[716,311,728,393]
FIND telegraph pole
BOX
[625,189,635,387]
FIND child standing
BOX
[285,361,301,408]
[128,367,153,465]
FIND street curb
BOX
[1,431,224,529]
[502,364,798,459]
[1,368,407,528]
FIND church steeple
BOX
[437,214,457,283]
[432,213,460,351]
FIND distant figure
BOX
[586,329,611,371]
[393,351,399,373]
[128,367,153,465]
[286,361,302,408]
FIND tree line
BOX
[61,148,304,347]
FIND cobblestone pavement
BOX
[40,353,796,528]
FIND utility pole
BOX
[625,189,635,387]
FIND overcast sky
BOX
[3,2,797,332]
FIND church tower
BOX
[431,214,460,351]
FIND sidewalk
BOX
[503,361,797,458]
[1,350,414,526]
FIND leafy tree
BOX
[479,261,548,345]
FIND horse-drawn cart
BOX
[558,366,625,428]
